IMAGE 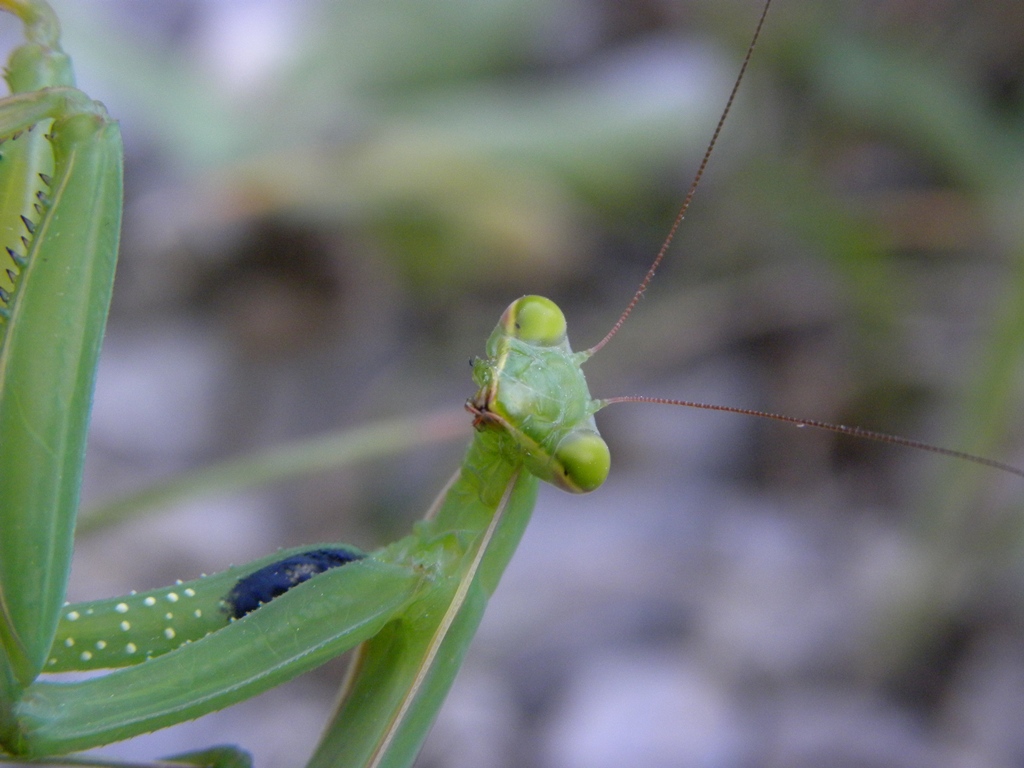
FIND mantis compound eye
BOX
[554,430,611,493]
[508,295,567,346]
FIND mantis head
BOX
[467,295,611,494]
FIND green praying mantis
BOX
[1,0,1022,766]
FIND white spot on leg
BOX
[95,640,107,650]
[64,637,74,648]
[184,588,196,597]
[126,643,137,654]
[80,651,92,662]
[194,609,203,618]
[115,603,129,613]
[120,621,131,632]
[143,596,156,607]
[164,628,176,640]
[166,592,179,603]
[66,611,80,621]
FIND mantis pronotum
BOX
[3,1,1023,766]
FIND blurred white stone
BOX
[421,666,520,768]
[200,0,302,94]
[90,325,225,458]
[768,689,938,768]
[541,651,744,768]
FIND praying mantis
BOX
[3,0,1024,766]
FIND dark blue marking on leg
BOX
[225,547,364,619]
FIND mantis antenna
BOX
[585,0,773,359]
[598,396,1024,479]
[584,0,1024,480]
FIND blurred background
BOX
[21,0,1024,765]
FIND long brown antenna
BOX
[581,0,1024,480]
[586,0,773,358]
[599,396,1024,478]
